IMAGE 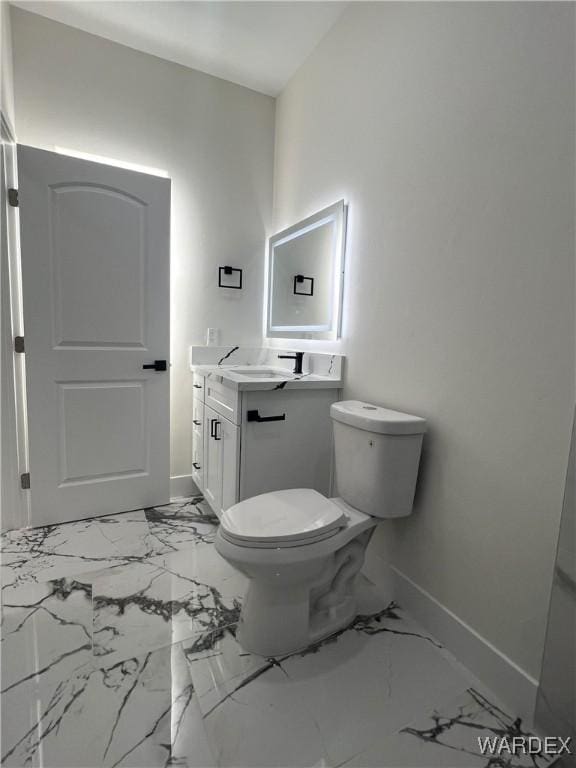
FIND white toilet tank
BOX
[330,400,427,519]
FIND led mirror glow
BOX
[266,200,347,340]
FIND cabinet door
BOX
[240,389,337,500]
[191,399,204,491]
[203,404,240,516]
[203,405,223,513]
[221,416,240,512]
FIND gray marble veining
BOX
[1,496,551,768]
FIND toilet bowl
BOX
[215,400,427,657]
[216,490,376,656]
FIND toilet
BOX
[215,400,427,657]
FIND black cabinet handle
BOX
[143,360,167,372]
[193,384,202,389]
[193,462,201,470]
[247,410,286,423]
[193,420,201,426]
[210,418,222,440]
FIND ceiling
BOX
[11,1,347,96]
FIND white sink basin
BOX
[233,368,292,379]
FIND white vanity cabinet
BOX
[191,373,339,517]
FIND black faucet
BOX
[278,351,304,375]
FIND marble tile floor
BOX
[0,497,553,768]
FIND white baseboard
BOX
[169,474,195,499]
[391,566,539,725]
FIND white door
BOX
[18,145,171,526]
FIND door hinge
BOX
[20,472,30,490]
[8,188,19,207]
[14,336,24,353]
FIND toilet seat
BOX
[219,526,343,549]
[220,489,347,549]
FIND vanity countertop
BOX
[190,364,342,391]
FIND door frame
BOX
[1,113,30,531]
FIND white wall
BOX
[274,2,575,677]
[1,1,15,130]
[10,7,275,479]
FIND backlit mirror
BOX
[266,200,347,340]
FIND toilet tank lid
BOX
[331,400,427,435]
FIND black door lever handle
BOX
[143,360,167,371]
